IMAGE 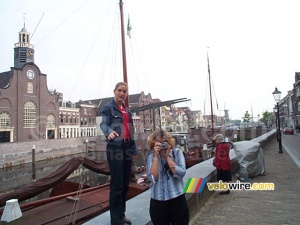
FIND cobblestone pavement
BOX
[190,139,300,225]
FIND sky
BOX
[1,0,300,120]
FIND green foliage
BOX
[261,110,272,125]
[242,110,251,123]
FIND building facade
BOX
[0,24,60,142]
[0,25,97,143]
[275,72,300,129]
[292,72,300,126]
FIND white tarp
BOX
[233,141,265,181]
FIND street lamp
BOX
[273,106,277,128]
[272,87,283,154]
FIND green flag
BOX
[127,15,132,39]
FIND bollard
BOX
[0,199,22,224]
[85,139,89,154]
[32,145,36,181]
[202,144,208,160]
[233,134,237,142]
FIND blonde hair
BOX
[114,82,128,91]
[147,129,175,149]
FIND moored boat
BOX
[0,156,149,225]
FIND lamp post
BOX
[273,106,278,129]
[272,87,283,154]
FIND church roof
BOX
[0,71,11,89]
[20,27,28,33]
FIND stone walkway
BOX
[190,139,300,225]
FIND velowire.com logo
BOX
[184,178,208,193]
[184,178,275,193]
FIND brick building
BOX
[0,24,60,142]
[0,24,97,143]
[292,72,300,126]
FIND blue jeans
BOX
[107,144,133,225]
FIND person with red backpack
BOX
[213,134,232,195]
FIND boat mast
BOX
[207,51,214,134]
[119,0,129,107]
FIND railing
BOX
[14,43,34,48]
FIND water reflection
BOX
[0,153,98,195]
[0,149,148,197]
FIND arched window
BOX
[27,82,33,93]
[0,112,11,127]
[47,114,55,127]
[24,101,36,128]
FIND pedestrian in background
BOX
[213,133,232,194]
[100,82,137,225]
[146,129,189,225]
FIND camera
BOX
[160,142,168,150]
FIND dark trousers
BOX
[150,194,189,225]
[107,144,133,225]
[217,169,232,182]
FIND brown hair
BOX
[147,129,175,149]
[114,82,128,91]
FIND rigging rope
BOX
[68,166,85,225]
[30,13,45,41]
[68,150,88,225]
[69,0,115,100]
[29,0,151,101]
[205,58,219,115]
[35,0,91,46]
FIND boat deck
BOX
[21,182,148,225]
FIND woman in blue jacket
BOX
[100,82,137,225]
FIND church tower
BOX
[14,23,35,68]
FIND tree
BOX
[261,110,272,126]
[242,111,251,124]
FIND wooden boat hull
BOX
[20,182,148,225]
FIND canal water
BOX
[0,149,148,202]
